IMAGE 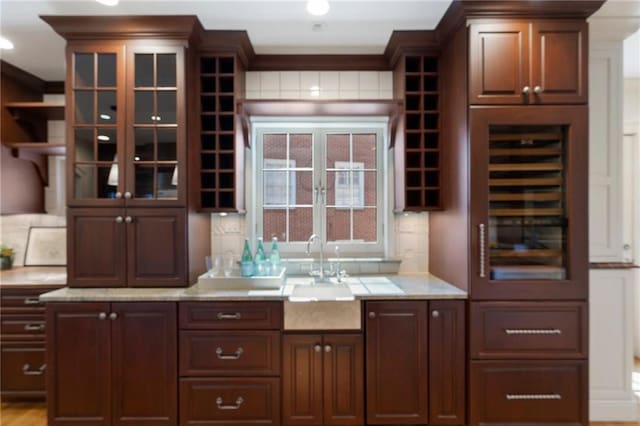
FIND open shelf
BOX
[2,142,66,155]
[5,102,65,121]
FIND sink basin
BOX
[288,283,354,302]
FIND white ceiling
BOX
[0,0,452,81]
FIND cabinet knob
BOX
[124,192,132,199]
[534,86,543,94]
[98,312,107,320]
[368,312,376,319]
[522,86,530,94]
[115,216,124,224]
[115,192,122,199]
[124,216,132,224]
[109,312,118,320]
[314,344,322,353]
[324,345,332,353]
[432,310,440,318]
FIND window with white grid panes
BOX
[255,125,385,255]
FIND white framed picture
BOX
[24,227,66,266]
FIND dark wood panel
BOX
[282,334,323,426]
[470,301,587,359]
[469,22,530,104]
[111,303,177,426]
[180,330,280,376]
[179,302,282,330]
[67,208,126,288]
[180,377,280,426]
[531,20,587,104]
[365,301,428,424]
[0,342,46,398]
[0,287,47,311]
[428,301,465,425]
[250,55,390,71]
[323,334,364,426]
[126,208,187,287]
[470,360,587,426]
[47,302,111,426]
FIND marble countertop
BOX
[0,266,67,288]
[39,274,466,302]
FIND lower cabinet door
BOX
[365,301,428,424]
[323,334,364,426]
[429,301,465,425]
[111,302,177,425]
[47,302,111,426]
[470,360,587,425]
[0,342,46,399]
[180,377,281,426]
[282,334,323,425]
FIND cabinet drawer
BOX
[1,289,46,312]
[470,302,587,359]
[1,315,46,340]
[180,331,280,376]
[180,302,282,330]
[0,342,46,397]
[470,360,587,425]
[180,377,280,426]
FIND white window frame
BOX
[250,118,388,256]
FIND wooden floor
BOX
[0,402,638,426]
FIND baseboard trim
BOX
[590,399,640,421]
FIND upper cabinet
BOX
[67,42,186,207]
[469,20,587,105]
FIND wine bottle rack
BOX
[199,55,238,210]
[402,55,441,210]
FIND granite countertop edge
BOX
[39,274,467,302]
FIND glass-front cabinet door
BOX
[470,106,588,300]
[126,46,185,206]
[68,45,125,206]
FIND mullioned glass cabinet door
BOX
[68,45,126,206]
[470,106,588,300]
[125,46,186,207]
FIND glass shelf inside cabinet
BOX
[488,125,567,281]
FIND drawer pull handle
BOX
[24,324,45,332]
[504,328,562,335]
[216,347,244,360]
[506,393,562,401]
[22,364,46,376]
[23,297,41,305]
[216,396,244,410]
[217,312,242,320]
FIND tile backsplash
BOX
[0,214,66,266]
[245,71,393,100]
[210,213,429,275]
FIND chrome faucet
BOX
[306,234,326,281]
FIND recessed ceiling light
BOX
[0,36,14,50]
[100,113,111,120]
[306,0,330,16]
[96,0,119,6]
[97,135,110,141]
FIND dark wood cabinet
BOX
[68,208,187,287]
[179,301,283,426]
[428,300,465,425]
[47,302,177,426]
[283,334,363,426]
[365,301,428,424]
[469,106,588,300]
[394,54,442,211]
[43,16,211,289]
[469,20,587,105]
[1,286,59,400]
